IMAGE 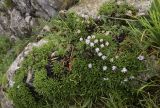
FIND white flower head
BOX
[87,36,91,40]
[130,76,135,80]
[103,78,109,81]
[90,42,94,47]
[121,67,128,73]
[124,78,128,82]
[97,16,101,19]
[88,63,92,68]
[105,31,110,36]
[80,37,83,41]
[137,55,145,61]
[112,66,117,71]
[100,39,103,42]
[98,52,103,57]
[102,55,107,60]
[85,39,90,44]
[95,48,100,53]
[115,55,119,59]
[105,41,109,46]
[103,66,107,71]
[100,44,105,48]
[17,85,20,89]
[110,58,114,62]
[94,39,98,43]
[91,35,96,39]
[77,29,81,34]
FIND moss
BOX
[4,0,14,9]
[99,2,137,17]
[7,11,158,108]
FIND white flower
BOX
[17,85,20,89]
[110,58,114,62]
[95,48,100,52]
[130,76,135,80]
[121,67,128,73]
[90,42,94,47]
[105,41,109,46]
[100,39,103,42]
[102,55,107,60]
[87,36,91,39]
[112,66,117,71]
[94,39,98,43]
[85,39,90,44]
[80,37,83,41]
[115,55,119,59]
[98,52,103,57]
[91,35,96,39]
[77,29,81,34]
[88,63,92,68]
[100,44,105,48]
[105,31,110,36]
[124,78,128,82]
[103,78,109,81]
[137,55,145,61]
[97,16,101,19]
[103,66,107,71]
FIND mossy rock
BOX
[8,12,152,108]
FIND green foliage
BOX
[4,0,14,8]
[129,0,160,49]
[0,36,12,54]
[4,2,160,108]
[99,2,136,17]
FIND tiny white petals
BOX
[100,44,105,48]
[90,42,94,47]
[94,39,98,43]
[77,29,81,34]
[85,39,90,44]
[91,35,96,39]
[95,48,100,53]
[98,52,103,57]
[80,37,83,41]
[103,66,107,71]
[105,31,110,36]
[102,55,107,60]
[137,55,145,61]
[103,78,109,81]
[105,41,109,46]
[100,39,103,42]
[115,55,119,59]
[124,78,128,82]
[87,36,91,40]
[130,76,135,80]
[110,58,114,62]
[112,66,117,71]
[97,16,101,19]
[17,85,20,89]
[121,67,128,73]
[88,63,92,68]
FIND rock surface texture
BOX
[0,0,75,38]
[70,0,152,18]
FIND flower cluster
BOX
[79,35,132,82]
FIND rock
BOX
[0,0,76,38]
[70,0,152,18]
[10,8,32,38]
[7,39,48,88]
[26,67,34,87]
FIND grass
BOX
[0,0,160,108]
